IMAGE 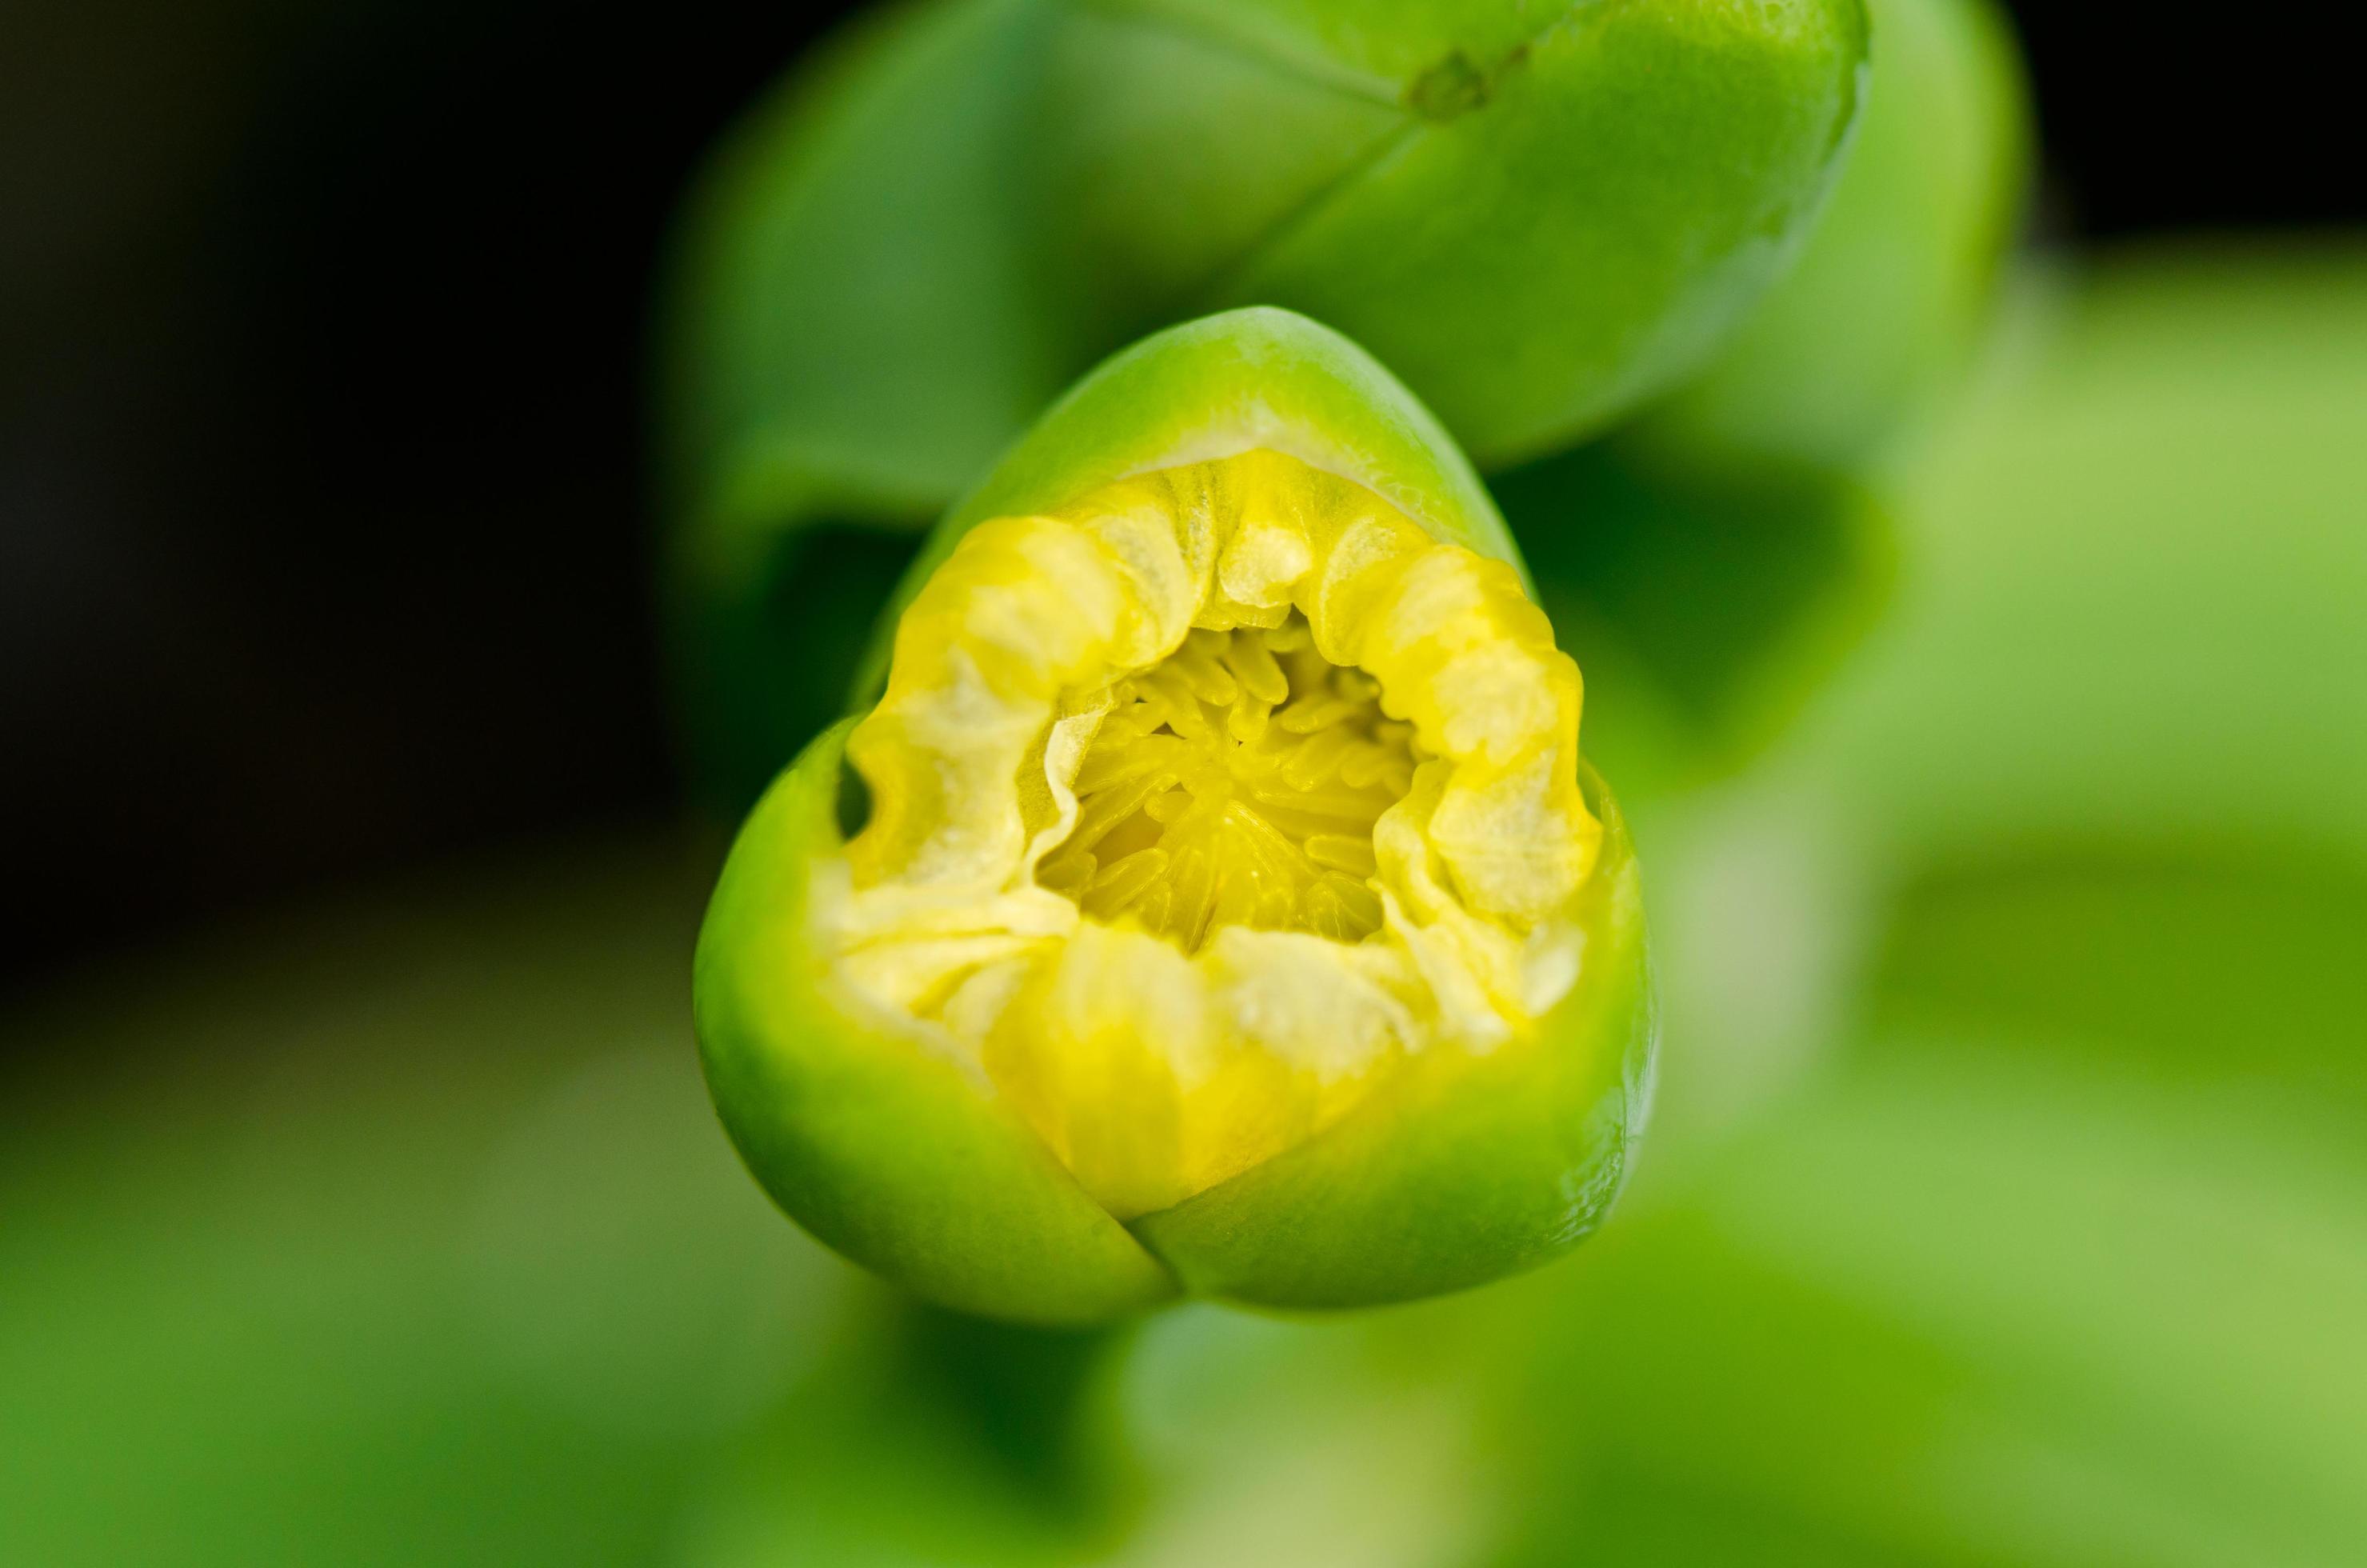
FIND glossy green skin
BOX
[695,309,1657,1321]
[1081,0,1870,464]
[666,0,1867,520]
[1637,0,2030,467]
[1497,0,2025,786]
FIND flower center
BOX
[1038,618,1416,950]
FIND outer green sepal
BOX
[1133,764,1653,1308]
[695,719,1181,1325]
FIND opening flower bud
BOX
[696,310,1653,1322]
[837,450,1597,1221]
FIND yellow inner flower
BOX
[1040,619,1411,950]
[824,450,1599,1219]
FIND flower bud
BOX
[662,0,1869,806]
[694,309,1653,1322]
[1494,0,2029,785]
[1636,0,2031,468]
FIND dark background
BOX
[2,0,2357,1000]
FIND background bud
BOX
[658,0,1881,810]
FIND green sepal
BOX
[1131,764,1653,1309]
[695,719,1182,1326]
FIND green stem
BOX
[885,1301,1146,1530]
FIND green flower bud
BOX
[1493,0,2029,786]
[1052,0,1872,464]
[661,0,1869,807]
[1636,0,2031,468]
[694,309,1654,1322]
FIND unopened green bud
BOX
[1497,0,2029,785]
[662,0,1869,806]
[1638,0,2031,467]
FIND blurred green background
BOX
[7,1,2367,1562]
[11,247,2365,1564]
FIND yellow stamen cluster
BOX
[1039,619,1415,950]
